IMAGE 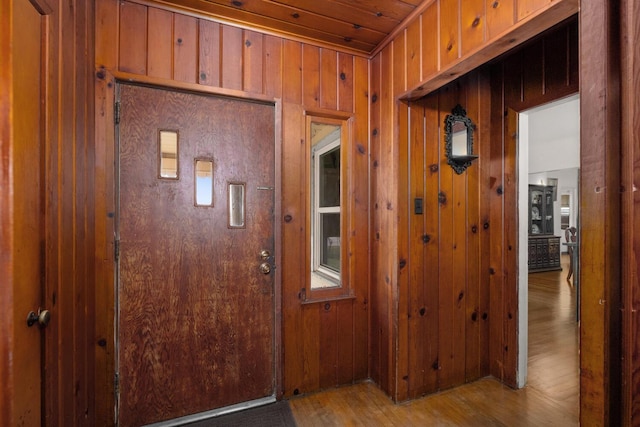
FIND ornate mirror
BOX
[444,104,478,174]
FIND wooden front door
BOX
[117,84,276,426]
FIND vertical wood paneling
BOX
[119,2,147,75]
[422,95,441,394]
[281,102,306,396]
[95,0,119,68]
[543,25,569,95]
[336,300,355,384]
[406,18,421,89]
[461,0,486,56]
[488,62,506,381]
[320,49,337,110]
[396,101,410,401]
[437,86,457,390]
[407,101,425,397]
[579,0,622,424]
[621,0,640,422]
[517,0,552,21]
[243,30,263,94]
[147,8,172,79]
[393,33,406,96]
[221,25,243,90]
[264,36,283,99]
[319,305,338,389]
[502,107,518,388]
[337,53,354,112]
[439,0,460,69]
[464,75,482,382]
[522,42,544,103]
[421,4,439,79]
[198,20,221,87]
[351,56,370,380]
[302,45,320,108]
[283,40,302,104]
[302,305,321,391]
[173,14,197,83]
[486,0,515,40]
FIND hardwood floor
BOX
[288,255,579,426]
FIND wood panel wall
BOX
[94,1,370,423]
[621,0,640,423]
[370,17,579,401]
[381,0,579,100]
[2,0,96,425]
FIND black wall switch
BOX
[414,198,423,214]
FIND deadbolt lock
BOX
[260,249,271,260]
[259,262,271,274]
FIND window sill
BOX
[301,293,356,305]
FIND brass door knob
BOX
[27,309,51,328]
[259,262,271,274]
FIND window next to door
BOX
[306,115,353,301]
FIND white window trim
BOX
[312,133,341,286]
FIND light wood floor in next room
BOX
[289,255,579,426]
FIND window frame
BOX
[304,114,353,303]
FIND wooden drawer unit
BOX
[528,235,561,272]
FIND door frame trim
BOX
[94,70,283,425]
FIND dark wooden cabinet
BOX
[528,185,561,272]
[529,185,555,235]
[528,235,561,272]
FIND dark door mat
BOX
[184,401,297,427]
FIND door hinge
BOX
[114,372,120,396]
[114,239,120,262]
[114,101,121,125]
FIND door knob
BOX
[27,308,51,328]
[259,262,271,274]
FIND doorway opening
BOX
[517,94,580,416]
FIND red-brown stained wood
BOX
[337,53,354,113]
[393,32,406,96]
[336,300,355,385]
[319,304,338,389]
[517,0,552,21]
[396,101,410,401]
[437,85,457,390]
[407,100,426,398]
[488,62,506,381]
[173,14,197,83]
[221,25,243,90]
[502,107,518,388]
[369,52,382,387]
[95,0,119,69]
[421,4,438,80]
[579,0,622,424]
[422,94,441,394]
[406,19,421,90]
[264,35,283,98]
[119,2,147,75]
[302,45,320,108]
[521,41,544,104]
[320,49,337,110]
[282,40,302,104]
[351,56,370,381]
[486,0,515,40]
[147,8,172,79]
[302,305,321,392]
[439,0,459,69]
[621,0,640,423]
[243,30,264,94]
[281,102,306,396]
[461,0,486,57]
[198,20,221,87]
[543,25,570,96]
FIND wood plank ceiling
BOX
[146,0,425,54]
